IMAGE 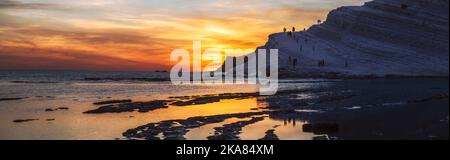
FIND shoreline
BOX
[277,71,450,80]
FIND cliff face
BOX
[228,0,449,77]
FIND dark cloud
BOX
[0,0,57,9]
[9,27,153,44]
[1,23,171,45]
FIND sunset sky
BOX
[0,0,365,71]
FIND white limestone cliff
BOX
[221,0,449,77]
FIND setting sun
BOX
[0,0,367,71]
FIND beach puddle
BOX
[240,118,316,140]
[128,98,262,122]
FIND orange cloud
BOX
[0,0,352,71]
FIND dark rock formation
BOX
[259,129,280,140]
[123,111,270,140]
[84,77,169,82]
[84,100,170,114]
[207,117,265,140]
[45,107,69,112]
[0,97,25,101]
[171,93,259,106]
[13,119,39,123]
[93,99,132,105]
